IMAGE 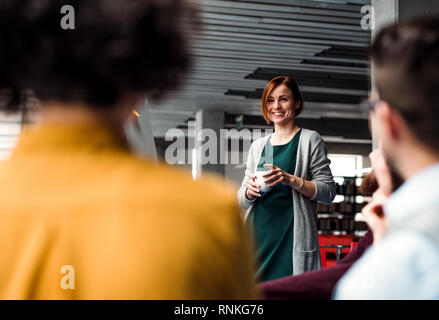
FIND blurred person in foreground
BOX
[0,0,256,299]
[334,16,439,300]
[258,145,403,299]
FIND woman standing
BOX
[238,76,336,281]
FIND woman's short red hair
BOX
[261,76,304,124]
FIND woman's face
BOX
[266,84,297,125]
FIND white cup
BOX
[254,170,271,193]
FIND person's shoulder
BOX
[250,135,270,149]
[298,129,325,154]
[358,229,439,270]
[387,229,439,265]
[125,157,240,219]
[335,229,439,299]
[300,128,323,144]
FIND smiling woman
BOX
[238,76,337,281]
[261,76,304,125]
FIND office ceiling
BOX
[148,0,372,139]
[0,0,372,160]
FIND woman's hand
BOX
[262,164,302,189]
[361,188,389,243]
[245,175,261,200]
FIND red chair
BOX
[319,235,357,268]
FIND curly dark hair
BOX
[0,0,198,110]
[359,165,404,197]
[358,171,378,197]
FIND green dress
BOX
[247,129,301,282]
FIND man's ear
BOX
[376,102,403,141]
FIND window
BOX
[328,154,363,178]
[328,154,364,203]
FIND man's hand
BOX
[362,188,389,243]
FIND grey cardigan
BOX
[237,128,336,275]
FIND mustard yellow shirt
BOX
[0,124,257,299]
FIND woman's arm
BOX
[308,136,336,205]
[237,142,257,209]
[290,176,317,199]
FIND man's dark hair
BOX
[371,16,439,153]
[0,0,198,110]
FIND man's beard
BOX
[380,142,405,191]
[385,158,405,191]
